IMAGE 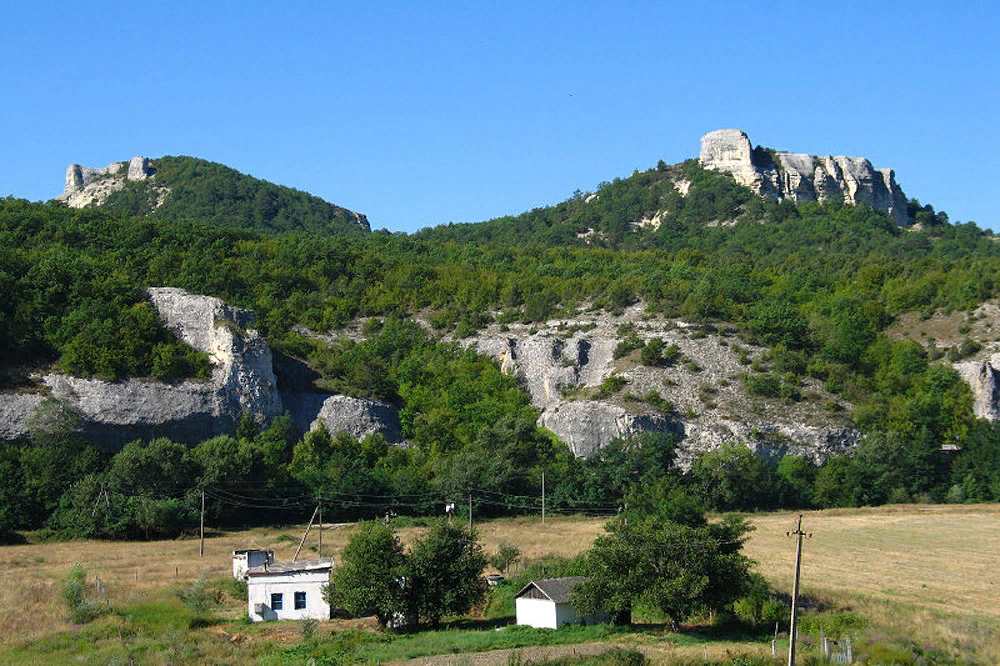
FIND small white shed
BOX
[232,549,274,580]
[514,576,607,629]
[246,558,333,622]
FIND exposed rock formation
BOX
[470,306,862,464]
[0,288,406,448]
[955,354,1000,422]
[699,129,910,225]
[309,395,401,442]
[59,156,160,208]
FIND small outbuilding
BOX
[232,549,274,580]
[246,558,333,622]
[514,576,608,629]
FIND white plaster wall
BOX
[248,570,330,622]
[515,597,559,629]
[233,551,273,579]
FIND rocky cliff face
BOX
[59,157,165,208]
[956,354,1000,422]
[470,306,860,466]
[0,288,397,448]
[699,129,910,225]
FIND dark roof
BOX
[514,576,587,604]
[246,557,333,577]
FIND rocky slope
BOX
[466,306,860,467]
[699,129,910,225]
[9,290,1000,465]
[0,288,397,447]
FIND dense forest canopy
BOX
[4,156,1000,541]
[99,155,369,236]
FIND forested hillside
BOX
[4,156,1000,542]
[97,156,370,235]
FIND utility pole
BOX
[318,496,323,558]
[199,488,205,557]
[787,514,811,666]
[293,505,320,561]
[541,471,545,525]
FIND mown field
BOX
[0,506,997,664]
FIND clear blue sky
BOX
[4,1,998,233]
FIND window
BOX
[294,591,307,610]
[271,593,283,610]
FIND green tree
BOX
[324,521,406,628]
[573,515,755,630]
[688,442,778,511]
[403,521,487,627]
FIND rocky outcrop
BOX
[15,288,284,446]
[539,401,681,457]
[0,288,408,448]
[469,306,862,464]
[956,354,1000,422]
[59,156,161,208]
[699,129,910,225]
[310,395,401,442]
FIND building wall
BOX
[247,570,330,622]
[233,551,273,579]
[516,597,560,629]
[554,602,579,627]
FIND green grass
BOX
[260,623,624,665]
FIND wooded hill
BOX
[95,155,370,235]
[3,154,1000,541]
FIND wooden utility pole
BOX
[199,488,205,557]
[787,514,810,666]
[293,505,320,561]
[541,471,545,525]
[318,498,323,558]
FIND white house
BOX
[232,549,274,580]
[246,558,333,622]
[514,576,608,629]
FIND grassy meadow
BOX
[0,507,997,664]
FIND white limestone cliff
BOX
[699,129,910,225]
[59,156,163,208]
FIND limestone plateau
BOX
[699,129,910,225]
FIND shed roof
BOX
[246,557,333,577]
[514,576,587,604]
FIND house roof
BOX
[246,557,333,577]
[514,576,587,604]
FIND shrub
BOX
[62,563,105,624]
[640,337,665,366]
[743,373,780,398]
[490,543,521,574]
[595,375,629,398]
[178,574,221,615]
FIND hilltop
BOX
[58,155,370,235]
[416,129,938,248]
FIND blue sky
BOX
[4,1,998,233]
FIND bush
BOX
[743,373,780,398]
[178,574,221,615]
[595,375,629,398]
[490,543,521,574]
[613,334,645,360]
[62,563,105,624]
[640,338,665,366]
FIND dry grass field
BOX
[1,506,998,662]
